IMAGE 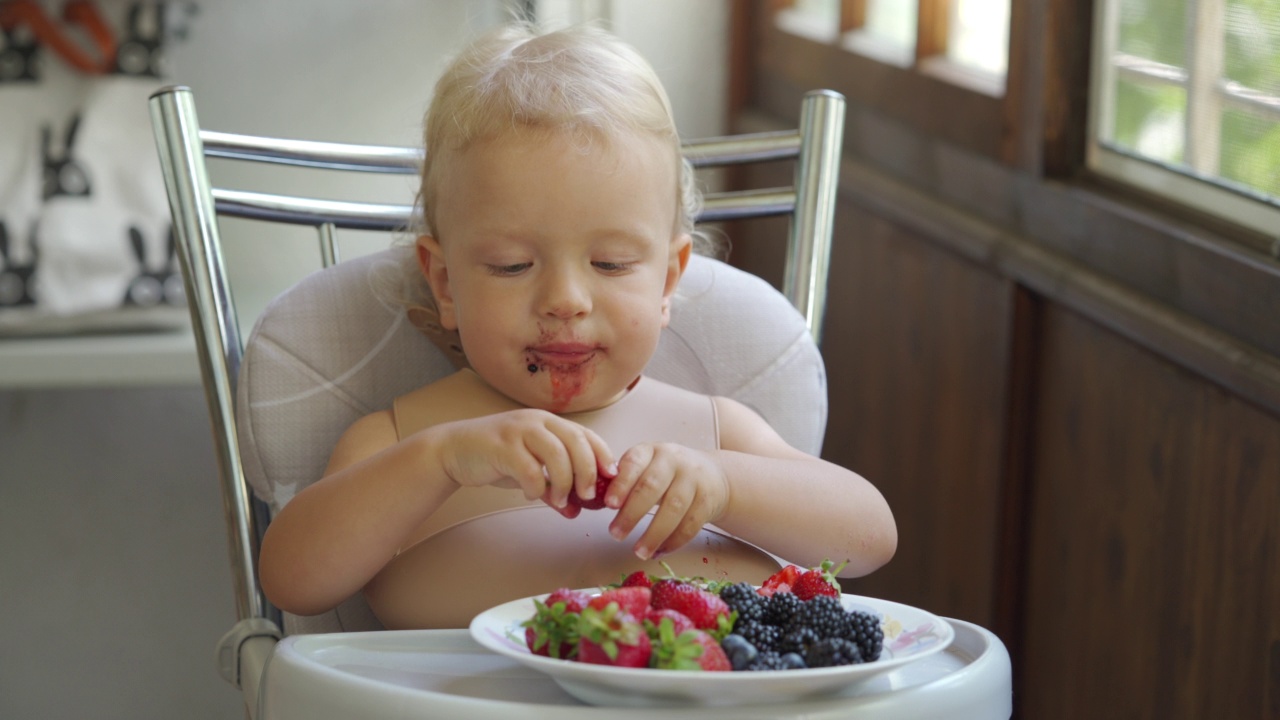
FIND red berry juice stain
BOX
[530,324,595,413]
[548,364,593,412]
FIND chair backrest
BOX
[149,85,845,635]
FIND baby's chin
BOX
[492,377,626,415]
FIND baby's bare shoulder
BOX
[324,410,400,475]
[712,396,810,459]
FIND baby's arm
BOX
[258,408,613,616]
[604,397,896,577]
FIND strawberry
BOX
[650,580,733,636]
[546,587,593,611]
[689,630,732,671]
[791,559,847,601]
[577,605,651,668]
[649,578,693,608]
[620,570,652,588]
[567,473,612,510]
[759,564,802,596]
[648,620,731,672]
[587,586,651,618]
[644,607,696,635]
[522,588,591,659]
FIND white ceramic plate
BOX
[469,590,954,707]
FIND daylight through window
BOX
[1089,0,1280,241]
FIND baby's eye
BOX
[592,261,633,274]
[486,262,532,276]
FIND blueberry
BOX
[720,633,759,671]
[780,652,807,670]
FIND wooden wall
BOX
[728,2,1280,718]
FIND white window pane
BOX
[776,0,840,42]
[864,0,916,49]
[1220,109,1280,198]
[948,0,1009,76]
[1091,0,1280,238]
[1225,0,1280,95]
[1110,79,1187,165]
[1117,0,1187,65]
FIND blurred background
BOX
[0,2,727,717]
[2,1,1278,718]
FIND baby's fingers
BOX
[607,446,666,539]
[522,428,575,508]
[546,421,614,507]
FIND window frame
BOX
[757,0,1021,163]
[1086,0,1280,246]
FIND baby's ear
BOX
[660,234,693,325]
[416,235,457,329]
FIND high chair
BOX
[150,85,1010,719]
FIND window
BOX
[775,0,1011,96]
[1089,0,1280,240]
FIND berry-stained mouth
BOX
[526,344,601,368]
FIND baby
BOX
[258,23,896,629]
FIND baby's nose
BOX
[538,269,592,319]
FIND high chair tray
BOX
[258,619,1011,719]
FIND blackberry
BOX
[763,592,803,626]
[787,595,853,639]
[805,637,864,668]
[733,618,781,653]
[719,582,766,623]
[845,610,885,661]
[745,650,789,671]
[778,627,820,656]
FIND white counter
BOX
[0,330,200,387]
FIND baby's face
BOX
[421,128,689,413]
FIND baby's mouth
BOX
[527,343,600,368]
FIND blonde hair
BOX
[416,23,703,245]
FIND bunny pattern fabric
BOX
[0,1,196,333]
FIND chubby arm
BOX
[604,397,895,578]
[710,397,896,577]
[258,410,456,616]
[259,408,614,616]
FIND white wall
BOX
[167,0,729,337]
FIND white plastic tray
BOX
[259,619,1010,719]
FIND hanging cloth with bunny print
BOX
[0,0,196,333]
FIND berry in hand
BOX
[567,473,612,510]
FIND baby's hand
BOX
[434,409,614,515]
[604,443,729,560]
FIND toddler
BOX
[258,23,896,629]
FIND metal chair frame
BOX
[148,84,845,708]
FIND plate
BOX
[469,590,954,707]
